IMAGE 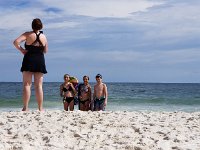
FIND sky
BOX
[0,0,200,83]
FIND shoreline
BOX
[0,110,199,149]
[0,106,200,113]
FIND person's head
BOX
[95,74,102,83]
[83,75,89,84]
[32,18,43,31]
[63,74,70,82]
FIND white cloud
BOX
[45,21,80,29]
[130,1,200,38]
[47,48,200,65]
[40,0,163,18]
[0,11,31,30]
[0,7,48,31]
[100,49,200,65]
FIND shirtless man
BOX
[93,74,108,111]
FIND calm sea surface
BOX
[0,82,200,112]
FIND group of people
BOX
[60,74,108,111]
[13,18,108,111]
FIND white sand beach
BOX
[0,110,199,150]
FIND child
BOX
[60,74,76,111]
[78,76,92,111]
[93,74,108,111]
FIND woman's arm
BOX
[60,84,64,97]
[13,33,27,55]
[70,83,77,96]
[88,86,92,101]
[43,35,48,53]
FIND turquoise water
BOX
[0,82,200,112]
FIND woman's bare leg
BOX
[79,102,85,111]
[22,71,32,111]
[69,100,74,111]
[85,101,90,111]
[64,102,68,111]
[34,72,44,111]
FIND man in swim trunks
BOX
[93,74,108,111]
[78,76,92,111]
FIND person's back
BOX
[25,31,47,51]
[13,18,48,111]
[21,31,47,73]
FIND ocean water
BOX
[0,82,200,112]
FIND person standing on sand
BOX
[78,76,92,111]
[60,74,77,111]
[13,18,48,111]
[93,74,108,111]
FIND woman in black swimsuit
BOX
[13,18,48,111]
[60,74,76,111]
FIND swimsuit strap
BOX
[31,31,43,46]
[35,32,41,41]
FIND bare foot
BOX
[22,107,29,111]
[38,107,44,112]
[39,109,45,112]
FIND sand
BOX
[0,110,199,150]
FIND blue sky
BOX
[0,0,200,83]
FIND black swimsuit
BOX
[63,86,73,92]
[62,85,74,103]
[79,99,90,105]
[63,97,74,103]
[21,31,47,73]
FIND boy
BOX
[93,74,108,111]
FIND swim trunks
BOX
[94,97,105,111]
